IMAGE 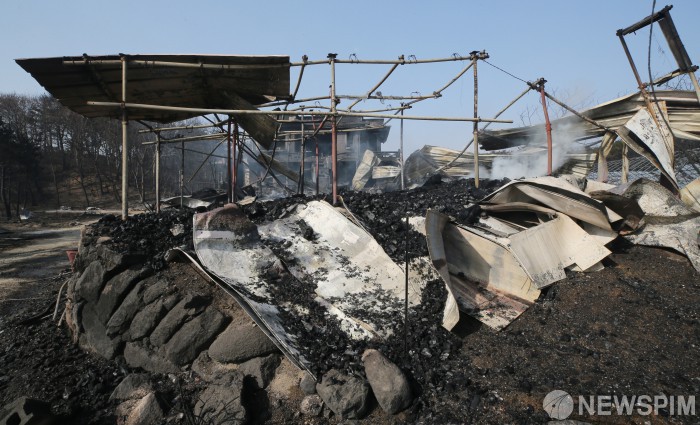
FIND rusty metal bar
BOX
[472,58,479,188]
[121,56,128,220]
[617,5,673,36]
[539,82,554,175]
[339,94,435,101]
[142,132,226,145]
[187,140,225,184]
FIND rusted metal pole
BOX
[180,140,184,208]
[400,108,405,190]
[538,82,554,175]
[155,132,161,213]
[329,53,338,205]
[121,56,128,220]
[299,119,306,194]
[315,137,320,195]
[233,119,239,199]
[227,117,232,203]
[472,58,479,188]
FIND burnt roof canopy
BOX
[15,54,291,124]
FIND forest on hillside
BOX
[0,94,226,219]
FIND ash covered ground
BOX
[1,178,699,424]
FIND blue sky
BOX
[3,0,700,153]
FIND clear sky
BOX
[3,0,700,154]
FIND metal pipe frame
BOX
[155,132,161,213]
[472,58,479,188]
[227,118,232,203]
[121,56,128,220]
[330,53,338,205]
[86,101,511,123]
[538,81,554,175]
[138,119,229,134]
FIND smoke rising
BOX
[487,123,586,179]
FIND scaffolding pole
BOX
[121,56,128,220]
[472,58,479,188]
[86,101,511,124]
[227,117,232,203]
[538,80,554,175]
[329,53,338,205]
[155,132,161,213]
[233,119,239,199]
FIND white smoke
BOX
[487,122,586,180]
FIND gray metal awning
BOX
[15,54,291,124]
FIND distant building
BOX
[246,115,393,195]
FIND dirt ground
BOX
[0,202,699,424]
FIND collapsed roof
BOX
[479,89,700,150]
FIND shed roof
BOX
[15,54,291,124]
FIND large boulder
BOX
[362,349,413,414]
[194,384,247,425]
[110,374,153,401]
[238,354,280,389]
[316,369,371,419]
[208,320,279,364]
[161,308,227,366]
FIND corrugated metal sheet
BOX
[15,54,291,124]
[480,90,700,150]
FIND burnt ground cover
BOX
[1,178,699,424]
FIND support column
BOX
[233,119,239,200]
[227,117,232,203]
[329,53,338,205]
[155,132,161,213]
[121,56,128,220]
[180,140,185,208]
[300,119,306,194]
[538,80,554,175]
[472,57,479,188]
[400,107,405,190]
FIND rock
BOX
[123,342,179,374]
[110,374,153,401]
[149,296,193,347]
[74,261,106,304]
[79,304,122,359]
[0,397,55,425]
[316,369,371,420]
[96,267,150,324]
[299,372,317,395]
[208,320,279,364]
[194,384,247,424]
[128,299,167,341]
[191,352,240,385]
[300,394,324,417]
[238,354,280,389]
[141,280,170,305]
[124,393,163,425]
[162,308,227,366]
[106,280,146,337]
[362,349,412,414]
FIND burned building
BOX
[246,115,393,195]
